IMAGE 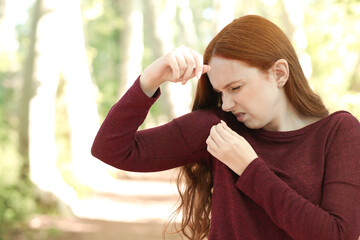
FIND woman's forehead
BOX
[208,57,257,81]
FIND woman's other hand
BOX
[206,120,258,175]
[140,46,211,97]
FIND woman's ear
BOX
[272,59,289,88]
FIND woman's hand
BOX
[206,120,258,175]
[140,46,210,97]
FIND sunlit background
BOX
[0,0,359,239]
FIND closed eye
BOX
[232,86,241,91]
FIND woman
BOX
[91,15,360,239]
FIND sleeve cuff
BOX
[236,158,262,188]
[235,157,273,201]
[132,75,161,101]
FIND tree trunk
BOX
[175,0,198,47]
[59,0,108,188]
[27,0,77,207]
[18,0,41,182]
[117,0,144,96]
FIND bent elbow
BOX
[90,141,100,160]
[91,137,133,170]
[90,135,108,161]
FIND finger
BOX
[208,126,222,147]
[174,53,188,80]
[206,135,219,156]
[168,53,181,81]
[190,49,204,79]
[220,120,238,137]
[182,49,197,81]
[181,65,210,85]
[215,122,234,141]
[210,125,227,145]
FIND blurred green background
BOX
[0,0,359,239]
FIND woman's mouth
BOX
[234,112,246,121]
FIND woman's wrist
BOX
[139,72,162,97]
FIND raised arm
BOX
[91,47,215,172]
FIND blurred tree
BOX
[304,0,360,119]
[82,0,122,119]
[1,0,40,238]
[116,0,143,96]
[188,0,216,50]
[142,0,165,60]
[24,0,77,207]
[0,0,22,160]
[175,0,198,46]
[18,0,41,182]
[59,0,107,189]
[335,0,360,92]
[23,0,109,209]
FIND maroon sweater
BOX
[91,77,360,240]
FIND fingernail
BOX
[196,72,202,79]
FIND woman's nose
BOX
[221,94,235,112]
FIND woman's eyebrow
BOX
[213,80,242,92]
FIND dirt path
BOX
[27,173,183,240]
[30,215,180,240]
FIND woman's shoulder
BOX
[317,111,360,142]
[323,111,360,130]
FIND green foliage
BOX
[0,2,42,239]
[0,19,32,240]
[0,181,37,239]
[0,96,37,239]
[0,128,38,239]
[304,0,360,118]
[83,0,124,119]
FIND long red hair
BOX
[169,15,328,240]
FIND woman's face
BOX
[207,56,284,130]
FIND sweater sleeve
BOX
[91,76,220,172]
[236,115,360,240]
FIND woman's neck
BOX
[264,99,321,132]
